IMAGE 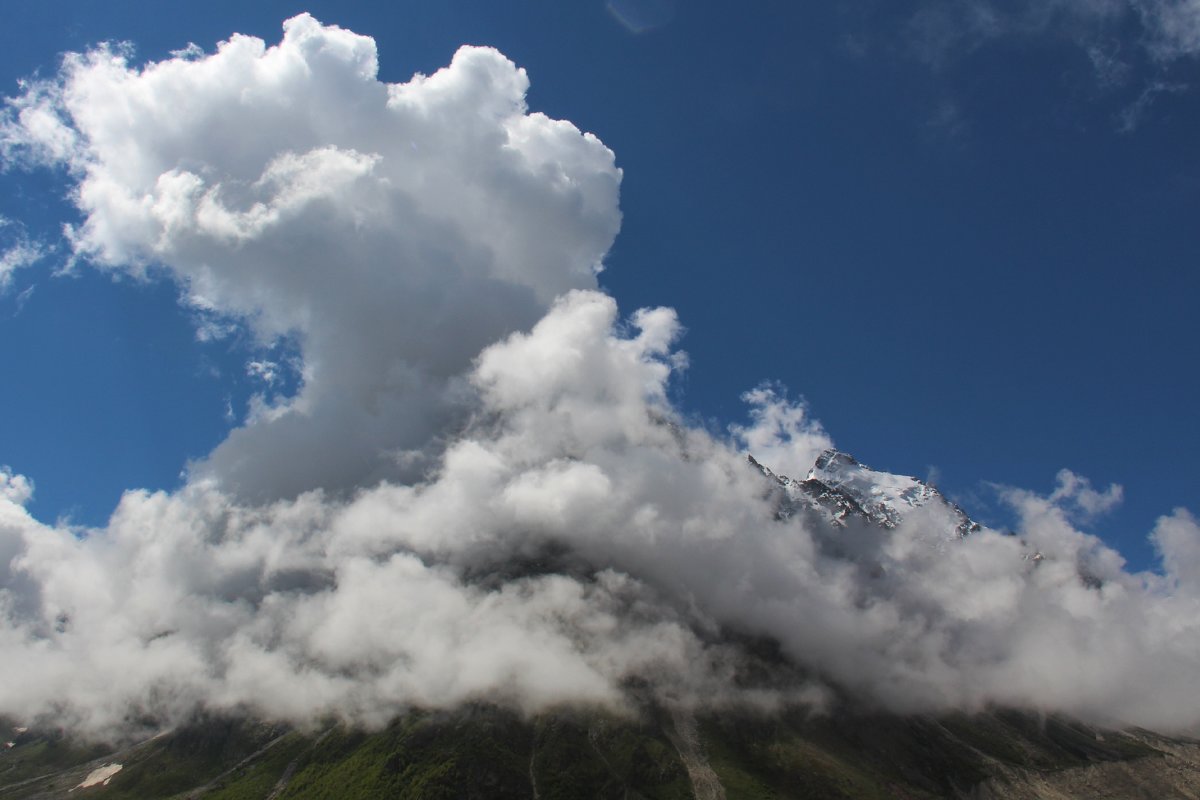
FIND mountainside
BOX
[3,450,1196,799]
[4,706,1200,799]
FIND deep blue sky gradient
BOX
[2,1,1197,571]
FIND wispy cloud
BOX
[12,283,35,314]
[1117,78,1188,131]
[1048,468,1124,519]
[902,0,1200,129]
[1136,0,1200,60]
[0,216,44,291]
[908,0,1200,65]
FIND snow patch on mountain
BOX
[751,448,981,539]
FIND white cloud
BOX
[4,286,1200,735]
[730,384,833,480]
[245,360,280,385]
[893,0,1200,134]
[2,15,1200,740]
[2,14,622,501]
[12,284,35,314]
[0,467,32,506]
[1152,508,1200,588]
[906,1,1200,76]
[1048,468,1124,518]
[0,80,79,168]
[0,217,43,291]
[1136,0,1200,59]
[1117,78,1188,131]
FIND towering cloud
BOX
[2,16,1200,739]
[3,14,621,500]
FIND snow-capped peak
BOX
[752,448,980,538]
[807,449,939,528]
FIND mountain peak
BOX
[753,449,980,538]
[810,448,861,475]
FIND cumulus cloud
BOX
[0,293,819,735]
[730,384,833,480]
[0,467,32,506]
[1152,508,1200,588]
[4,286,1200,736]
[1,13,621,501]
[2,15,1200,741]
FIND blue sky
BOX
[1,0,1197,573]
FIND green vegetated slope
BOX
[0,716,287,800]
[0,706,1195,800]
[222,708,693,800]
[0,718,114,795]
[697,708,1168,800]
